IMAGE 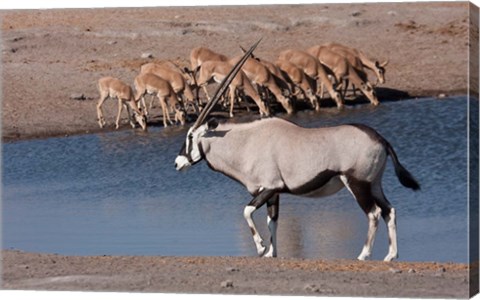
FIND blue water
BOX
[2,97,474,262]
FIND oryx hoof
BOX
[257,246,267,257]
[357,252,371,261]
[383,253,398,262]
[263,246,276,258]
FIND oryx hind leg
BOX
[264,194,279,258]
[340,175,382,261]
[375,194,398,262]
[243,189,276,257]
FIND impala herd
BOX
[96,42,388,131]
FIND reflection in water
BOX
[2,97,472,262]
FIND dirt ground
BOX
[1,2,479,298]
[1,2,478,142]
[1,250,474,297]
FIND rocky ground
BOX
[1,250,475,297]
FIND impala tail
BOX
[386,143,420,191]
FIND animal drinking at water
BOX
[96,76,147,131]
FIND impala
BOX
[96,76,146,130]
[134,73,186,127]
[196,60,270,117]
[278,49,344,109]
[307,46,379,106]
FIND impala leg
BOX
[264,194,279,258]
[238,89,251,112]
[243,188,276,257]
[202,85,211,101]
[304,88,319,111]
[195,83,201,107]
[290,85,301,98]
[335,80,343,97]
[318,81,324,99]
[125,104,135,128]
[340,175,382,261]
[263,86,270,103]
[343,79,350,98]
[96,94,108,128]
[159,96,170,127]
[149,95,156,110]
[140,96,149,116]
[115,98,124,129]
[228,85,236,118]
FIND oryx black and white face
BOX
[174,119,218,171]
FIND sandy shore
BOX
[1,2,477,142]
[1,250,474,297]
[1,2,478,298]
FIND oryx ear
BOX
[206,118,219,130]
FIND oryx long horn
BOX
[192,38,262,129]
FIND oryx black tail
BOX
[386,142,421,191]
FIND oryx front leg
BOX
[243,189,276,257]
[264,194,279,258]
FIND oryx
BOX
[174,40,420,261]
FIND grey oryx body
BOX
[174,40,419,262]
